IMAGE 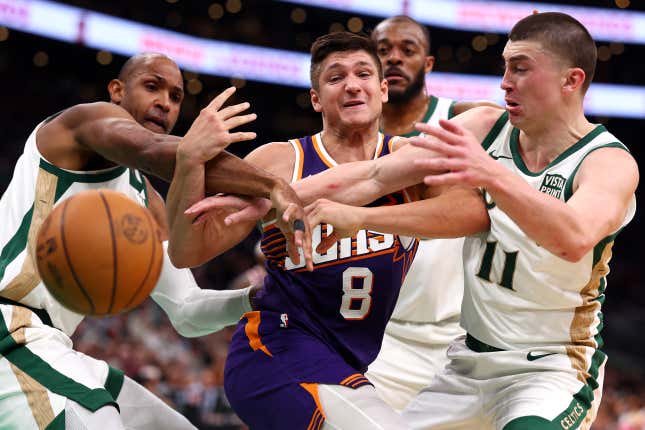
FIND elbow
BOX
[553,237,594,263]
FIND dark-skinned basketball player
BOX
[0,52,311,430]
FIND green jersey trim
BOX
[481,111,509,150]
[563,142,629,201]
[104,366,125,400]
[401,96,439,138]
[0,175,74,283]
[510,125,606,177]
[448,101,457,119]
[39,158,127,183]
[44,411,65,430]
[0,312,119,412]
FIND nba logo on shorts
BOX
[280,313,289,328]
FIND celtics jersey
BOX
[388,95,465,344]
[462,112,636,358]
[0,119,150,336]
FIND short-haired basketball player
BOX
[166,32,483,429]
[0,52,310,429]
[300,12,637,429]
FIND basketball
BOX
[35,189,163,316]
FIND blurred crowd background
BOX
[2,0,644,428]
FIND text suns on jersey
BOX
[284,224,415,270]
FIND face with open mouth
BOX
[501,39,570,128]
[311,50,388,130]
[117,56,184,134]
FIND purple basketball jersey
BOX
[256,132,418,372]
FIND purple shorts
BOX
[224,311,372,429]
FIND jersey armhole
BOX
[288,139,304,184]
[563,142,629,201]
[481,111,509,150]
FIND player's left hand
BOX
[306,199,362,253]
[178,87,257,165]
[270,182,313,272]
[410,119,498,189]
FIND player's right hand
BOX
[306,199,362,253]
[177,86,257,165]
[271,183,314,272]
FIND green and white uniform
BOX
[404,111,636,430]
[368,95,466,411]
[0,119,150,428]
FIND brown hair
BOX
[310,32,383,91]
[509,12,597,93]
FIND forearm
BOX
[166,153,208,266]
[354,187,489,238]
[151,245,252,337]
[205,151,286,198]
[294,147,426,205]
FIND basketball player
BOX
[301,12,638,429]
[368,15,499,411]
[0,53,310,429]
[167,32,485,430]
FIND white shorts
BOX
[367,329,452,411]
[0,303,121,429]
[403,335,605,430]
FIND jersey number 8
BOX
[340,267,373,320]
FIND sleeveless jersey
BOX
[258,132,418,371]
[0,119,150,336]
[388,95,465,344]
[462,112,636,372]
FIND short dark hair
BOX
[374,15,431,54]
[509,12,596,93]
[310,32,383,91]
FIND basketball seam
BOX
[98,191,118,314]
[60,197,95,314]
[124,209,157,309]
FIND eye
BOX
[171,92,182,103]
[404,48,415,56]
[358,71,371,78]
[377,47,389,56]
[145,83,157,91]
[328,74,343,83]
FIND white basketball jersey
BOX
[462,112,636,359]
[0,118,150,336]
[388,95,465,344]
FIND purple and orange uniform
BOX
[224,133,418,429]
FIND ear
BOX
[380,78,389,103]
[562,67,586,95]
[424,55,435,73]
[310,88,323,113]
[108,79,125,104]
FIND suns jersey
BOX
[258,132,418,371]
[462,112,636,357]
[387,95,465,344]
[0,118,150,336]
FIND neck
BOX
[516,104,595,171]
[320,123,381,164]
[381,90,430,136]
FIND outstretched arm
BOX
[413,118,639,262]
[306,186,489,252]
[39,88,310,202]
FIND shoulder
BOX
[577,145,639,191]
[47,102,132,130]
[452,106,506,142]
[244,141,297,181]
[451,100,501,117]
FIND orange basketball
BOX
[35,189,163,316]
